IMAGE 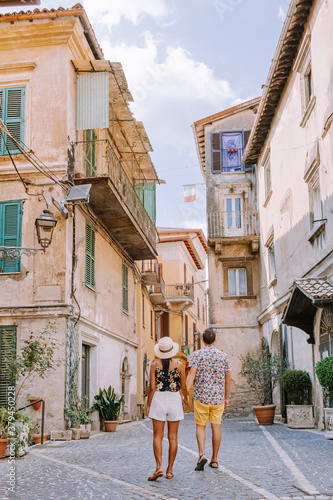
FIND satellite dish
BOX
[65,184,91,204]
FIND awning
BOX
[283,278,333,344]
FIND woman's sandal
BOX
[166,470,174,479]
[194,454,207,471]
[209,461,219,469]
[148,468,163,481]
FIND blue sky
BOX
[1,0,291,232]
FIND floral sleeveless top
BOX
[155,366,181,392]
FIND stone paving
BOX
[0,414,332,500]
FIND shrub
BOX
[316,356,333,407]
[92,386,124,421]
[282,370,312,405]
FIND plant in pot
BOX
[240,351,285,425]
[65,397,93,439]
[282,370,314,428]
[30,421,48,445]
[3,321,63,406]
[0,408,10,459]
[315,355,333,438]
[92,386,124,432]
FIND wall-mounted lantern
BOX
[35,209,57,250]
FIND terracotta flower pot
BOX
[253,404,276,425]
[29,398,42,410]
[104,420,118,432]
[0,438,8,459]
[33,433,48,444]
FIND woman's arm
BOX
[146,362,156,416]
[178,362,189,405]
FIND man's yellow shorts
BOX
[194,399,225,425]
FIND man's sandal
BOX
[209,461,219,469]
[194,454,207,471]
[166,470,174,479]
[148,468,163,481]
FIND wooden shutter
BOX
[143,182,156,222]
[85,222,95,288]
[243,130,251,149]
[212,133,221,172]
[0,87,25,155]
[0,326,16,407]
[0,200,22,273]
[122,262,128,313]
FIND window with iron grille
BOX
[0,87,25,155]
[85,222,95,289]
[0,326,16,407]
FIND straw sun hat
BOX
[154,337,179,359]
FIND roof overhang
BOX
[283,278,333,344]
[158,235,205,270]
[192,97,260,179]
[243,0,314,166]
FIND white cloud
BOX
[82,0,175,28]
[278,7,286,21]
[101,33,239,153]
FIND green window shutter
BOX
[0,200,22,273]
[0,326,16,407]
[0,87,25,155]
[122,262,128,313]
[85,222,95,288]
[85,129,97,177]
[134,182,156,221]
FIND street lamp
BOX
[35,209,57,250]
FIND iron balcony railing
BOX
[208,210,259,238]
[149,276,165,296]
[74,138,157,252]
[164,283,194,301]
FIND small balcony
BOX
[141,259,159,284]
[164,283,194,303]
[208,210,259,239]
[74,139,157,260]
[149,277,165,305]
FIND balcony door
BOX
[224,197,242,236]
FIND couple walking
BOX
[146,327,231,481]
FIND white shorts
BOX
[149,391,184,422]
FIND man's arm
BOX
[224,371,231,408]
[186,366,197,393]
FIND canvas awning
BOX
[283,278,333,344]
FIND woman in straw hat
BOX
[147,336,189,481]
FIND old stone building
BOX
[243,0,333,426]
[0,5,160,429]
[192,99,261,415]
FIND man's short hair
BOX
[203,328,216,345]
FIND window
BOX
[312,181,322,222]
[294,34,315,126]
[226,197,241,229]
[0,87,25,155]
[122,262,128,313]
[262,149,272,206]
[142,293,145,327]
[0,200,22,273]
[184,263,187,284]
[85,222,95,289]
[211,131,250,173]
[304,153,326,248]
[202,304,205,323]
[150,310,153,339]
[85,129,97,177]
[197,298,200,318]
[228,268,247,296]
[265,231,276,285]
[185,314,189,344]
[134,182,156,222]
[0,326,16,407]
[81,344,90,404]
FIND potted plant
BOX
[92,386,124,432]
[65,397,93,439]
[30,422,48,445]
[282,370,314,428]
[28,395,42,411]
[0,408,10,459]
[316,355,333,438]
[240,351,285,425]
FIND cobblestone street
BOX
[0,414,332,500]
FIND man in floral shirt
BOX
[186,327,231,471]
